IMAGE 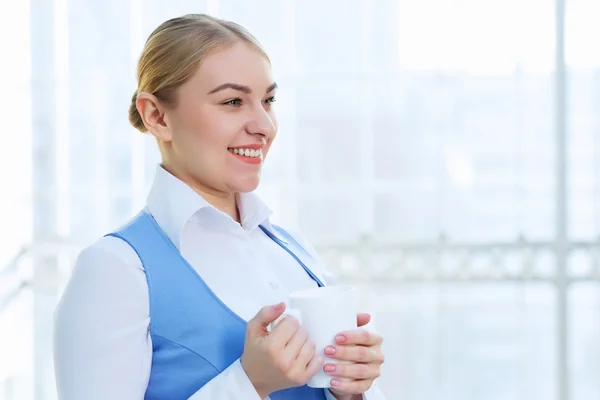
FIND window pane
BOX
[358,283,556,399]
[566,0,600,241]
[569,283,600,400]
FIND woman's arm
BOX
[54,238,152,399]
[53,237,264,400]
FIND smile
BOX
[227,148,263,158]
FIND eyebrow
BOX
[207,82,278,95]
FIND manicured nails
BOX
[324,364,336,373]
[331,379,341,387]
[325,346,336,355]
[335,335,346,343]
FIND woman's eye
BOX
[224,98,242,106]
[265,96,276,105]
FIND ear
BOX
[136,92,173,142]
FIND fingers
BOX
[279,325,308,365]
[270,316,302,349]
[324,344,384,364]
[305,352,325,378]
[324,362,380,380]
[248,303,286,334]
[282,332,322,385]
[334,329,383,347]
[330,378,374,394]
[295,338,317,367]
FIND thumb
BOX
[248,302,286,335]
[357,312,371,327]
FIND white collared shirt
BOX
[53,165,385,400]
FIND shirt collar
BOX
[146,165,273,249]
[236,191,274,232]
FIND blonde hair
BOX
[129,14,269,132]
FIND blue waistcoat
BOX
[106,210,327,400]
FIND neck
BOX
[204,192,240,223]
[161,163,241,223]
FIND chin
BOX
[231,177,261,193]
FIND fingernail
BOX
[324,364,336,373]
[325,346,336,355]
[331,379,341,387]
[335,335,346,343]
[272,302,283,310]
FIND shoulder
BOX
[54,235,150,335]
[74,209,151,274]
[74,235,145,273]
[55,235,146,309]
[57,236,147,307]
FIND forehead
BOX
[190,42,273,91]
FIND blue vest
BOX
[106,210,328,400]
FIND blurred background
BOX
[0,0,598,399]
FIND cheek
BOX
[200,106,247,143]
[175,108,232,151]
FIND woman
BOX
[54,14,386,400]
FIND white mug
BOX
[271,285,358,388]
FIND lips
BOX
[227,147,263,158]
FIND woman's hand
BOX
[324,313,385,400]
[241,302,324,398]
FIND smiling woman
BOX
[53,13,386,400]
[130,15,278,216]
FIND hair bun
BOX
[128,90,147,132]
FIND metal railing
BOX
[315,235,600,283]
[3,234,600,312]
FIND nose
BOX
[245,105,276,138]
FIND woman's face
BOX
[160,42,278,195]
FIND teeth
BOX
[228,148,263,158]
